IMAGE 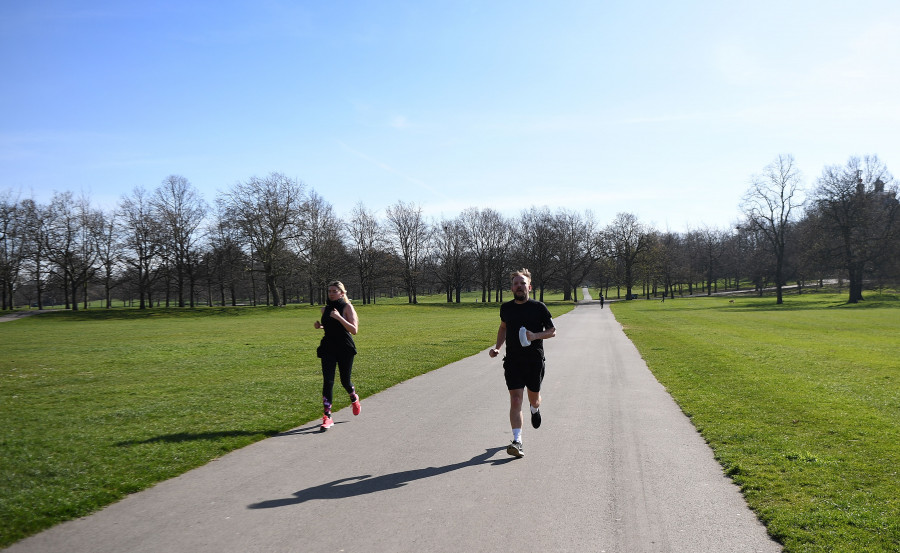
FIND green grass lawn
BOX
[611,292,899,553]
[0,296,573,547]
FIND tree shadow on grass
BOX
[116,430,281,446]
[247,446,512,509]
[116,421,350,446]
[725,298,899,312]
[40,306,296,322]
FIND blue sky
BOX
[2,1,899,233]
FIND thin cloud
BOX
[335,139,447,200]
[389,115,412,129]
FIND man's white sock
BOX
[512,428,522,442]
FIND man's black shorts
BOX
[503,354,545,392]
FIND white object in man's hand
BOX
[519,326,531,347]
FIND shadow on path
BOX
[248,447,511,509]
[275,422,347,437]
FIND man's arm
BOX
[526,306,556,341]
[489,321,507,357]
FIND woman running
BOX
[313,281,361,430]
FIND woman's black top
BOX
[319,298,356,356]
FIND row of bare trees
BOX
[740,154,899,304]
[2,155,898,310]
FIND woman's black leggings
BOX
[321,351,356,414]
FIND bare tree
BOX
[741,154,805,304]
[460,207,488,301]
[489,216,513,302]
[636,231,658,299]
[604,212,650,299]
[697,226,727,296]
[517,207,559,302]
[430,215,469,303]
[460,207,508,302]
[385,201,430,304]
[346,202,387,304]
[119,187,165,309]
[95,207,122,308]
[654,230,681,299]
[810,155,899,303]
[295,190,345,304]
[553,208,598,301]
[206,203,247,306]
[592,243,618,299]
[20,198,51,308]
[220,172,305,306]
[153,175,208,307]
[44,192,101,310]
[0,193,25,309]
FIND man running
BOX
[488,268,556,457]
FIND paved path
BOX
[8,300,781,553]
[0,310,51,323]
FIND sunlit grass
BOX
[612,292,900,552]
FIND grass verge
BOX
[611,292,899,553]
[0,298,573,547]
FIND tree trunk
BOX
[267,273,280,306]
[848,263,865,303]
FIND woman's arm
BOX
[313,307,325,329]
[330,303,359,335]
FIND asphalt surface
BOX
[0,310,50,323]
[7,295,781,553]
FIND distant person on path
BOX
[489,269,556,457]
[599,292,605,309]
[314,281,361,431]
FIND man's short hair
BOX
[511,268,532,282]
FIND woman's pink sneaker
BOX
[320,415,334,430]
[351,398,361,416]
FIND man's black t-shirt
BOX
[500,299,554,358]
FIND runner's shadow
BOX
[276,422,347,436]
[248,447,511,509]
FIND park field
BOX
[611,292,899,553]
[0,296,573,547]
[2,291,898,551]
